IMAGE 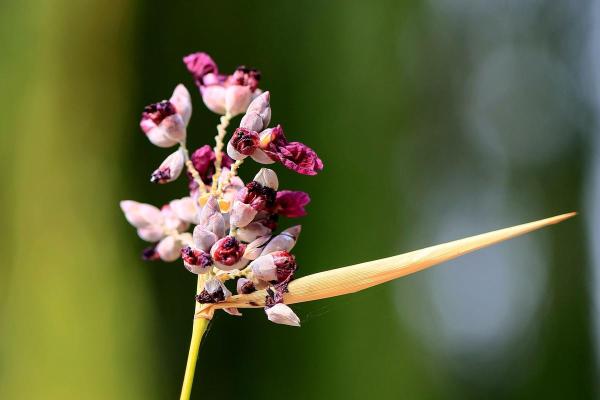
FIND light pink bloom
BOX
[151,149,185,184]
[265,303,300,327]
[156,235,185,262]
[184,52,262,116]
[140,85,191,147]
[210,236,248,271]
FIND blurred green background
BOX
[1,0,599,399]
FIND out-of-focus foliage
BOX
[0,0,596,399]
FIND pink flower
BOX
[181,245,213,274]
[184,52,262,116]
[120,200,190,262]
[210,236,247,270]
[261,125,323,175]
[228,128,260,158]
[140,85,191,147]
[275,191,310,218]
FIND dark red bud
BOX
[212,236,246,266]
[231,128,260,155]
[142,100,176,125]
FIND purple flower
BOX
[275,191,310,218]
[261,125,323,176]
[189,145,234,188]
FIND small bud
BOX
[183,52,219,85]
[181,245,213,274]
[250,254,277,281]
[236,278,256,294]
[120,200,163,228]
[230,200,258,228]
[245,91,271,128]
[239,111,265,132]
[196,278,232,303]
[262,225,301,255]
[265,303,300,327]
[236,222,272,243]
[243,235,272,260]
[253,168,279,190]
[210,236,247,271]
[193,225,219,252]
[232,128,260,156]
[156,236,183,262]
[151,149,184,184]
[271,250,298,282]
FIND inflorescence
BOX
[121,52,322,326]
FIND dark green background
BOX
[1,1,597,399]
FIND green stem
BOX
[180,276,209,400]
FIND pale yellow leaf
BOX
[197,212,575,319]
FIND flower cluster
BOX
[121,52,323,326]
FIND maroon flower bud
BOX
[211,236,247,267]
[183,52,219,86]
[271,250,298,282]
[189,145,233,185]
[275,191,310,218]
[141,100,176,125]
[236,278,256,294]
[240,181,277,212]
[229,66,261,91]
[195,278,231,303]
[181,245,213,274]
[231,128,260,156]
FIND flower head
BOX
[140,85,191,147]
[184,52,262,116]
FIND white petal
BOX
[262,225,301,255]
[250,149,275,164]
[229,201,257,228]
[253,168,278,190]
[250,254,277,281]
[266,304,300,327]
[243,235,272,260]
[193,226,219,252]
[170,84,192,125]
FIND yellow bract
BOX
[197,212,576,319]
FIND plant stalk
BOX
[180,276,209,400]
